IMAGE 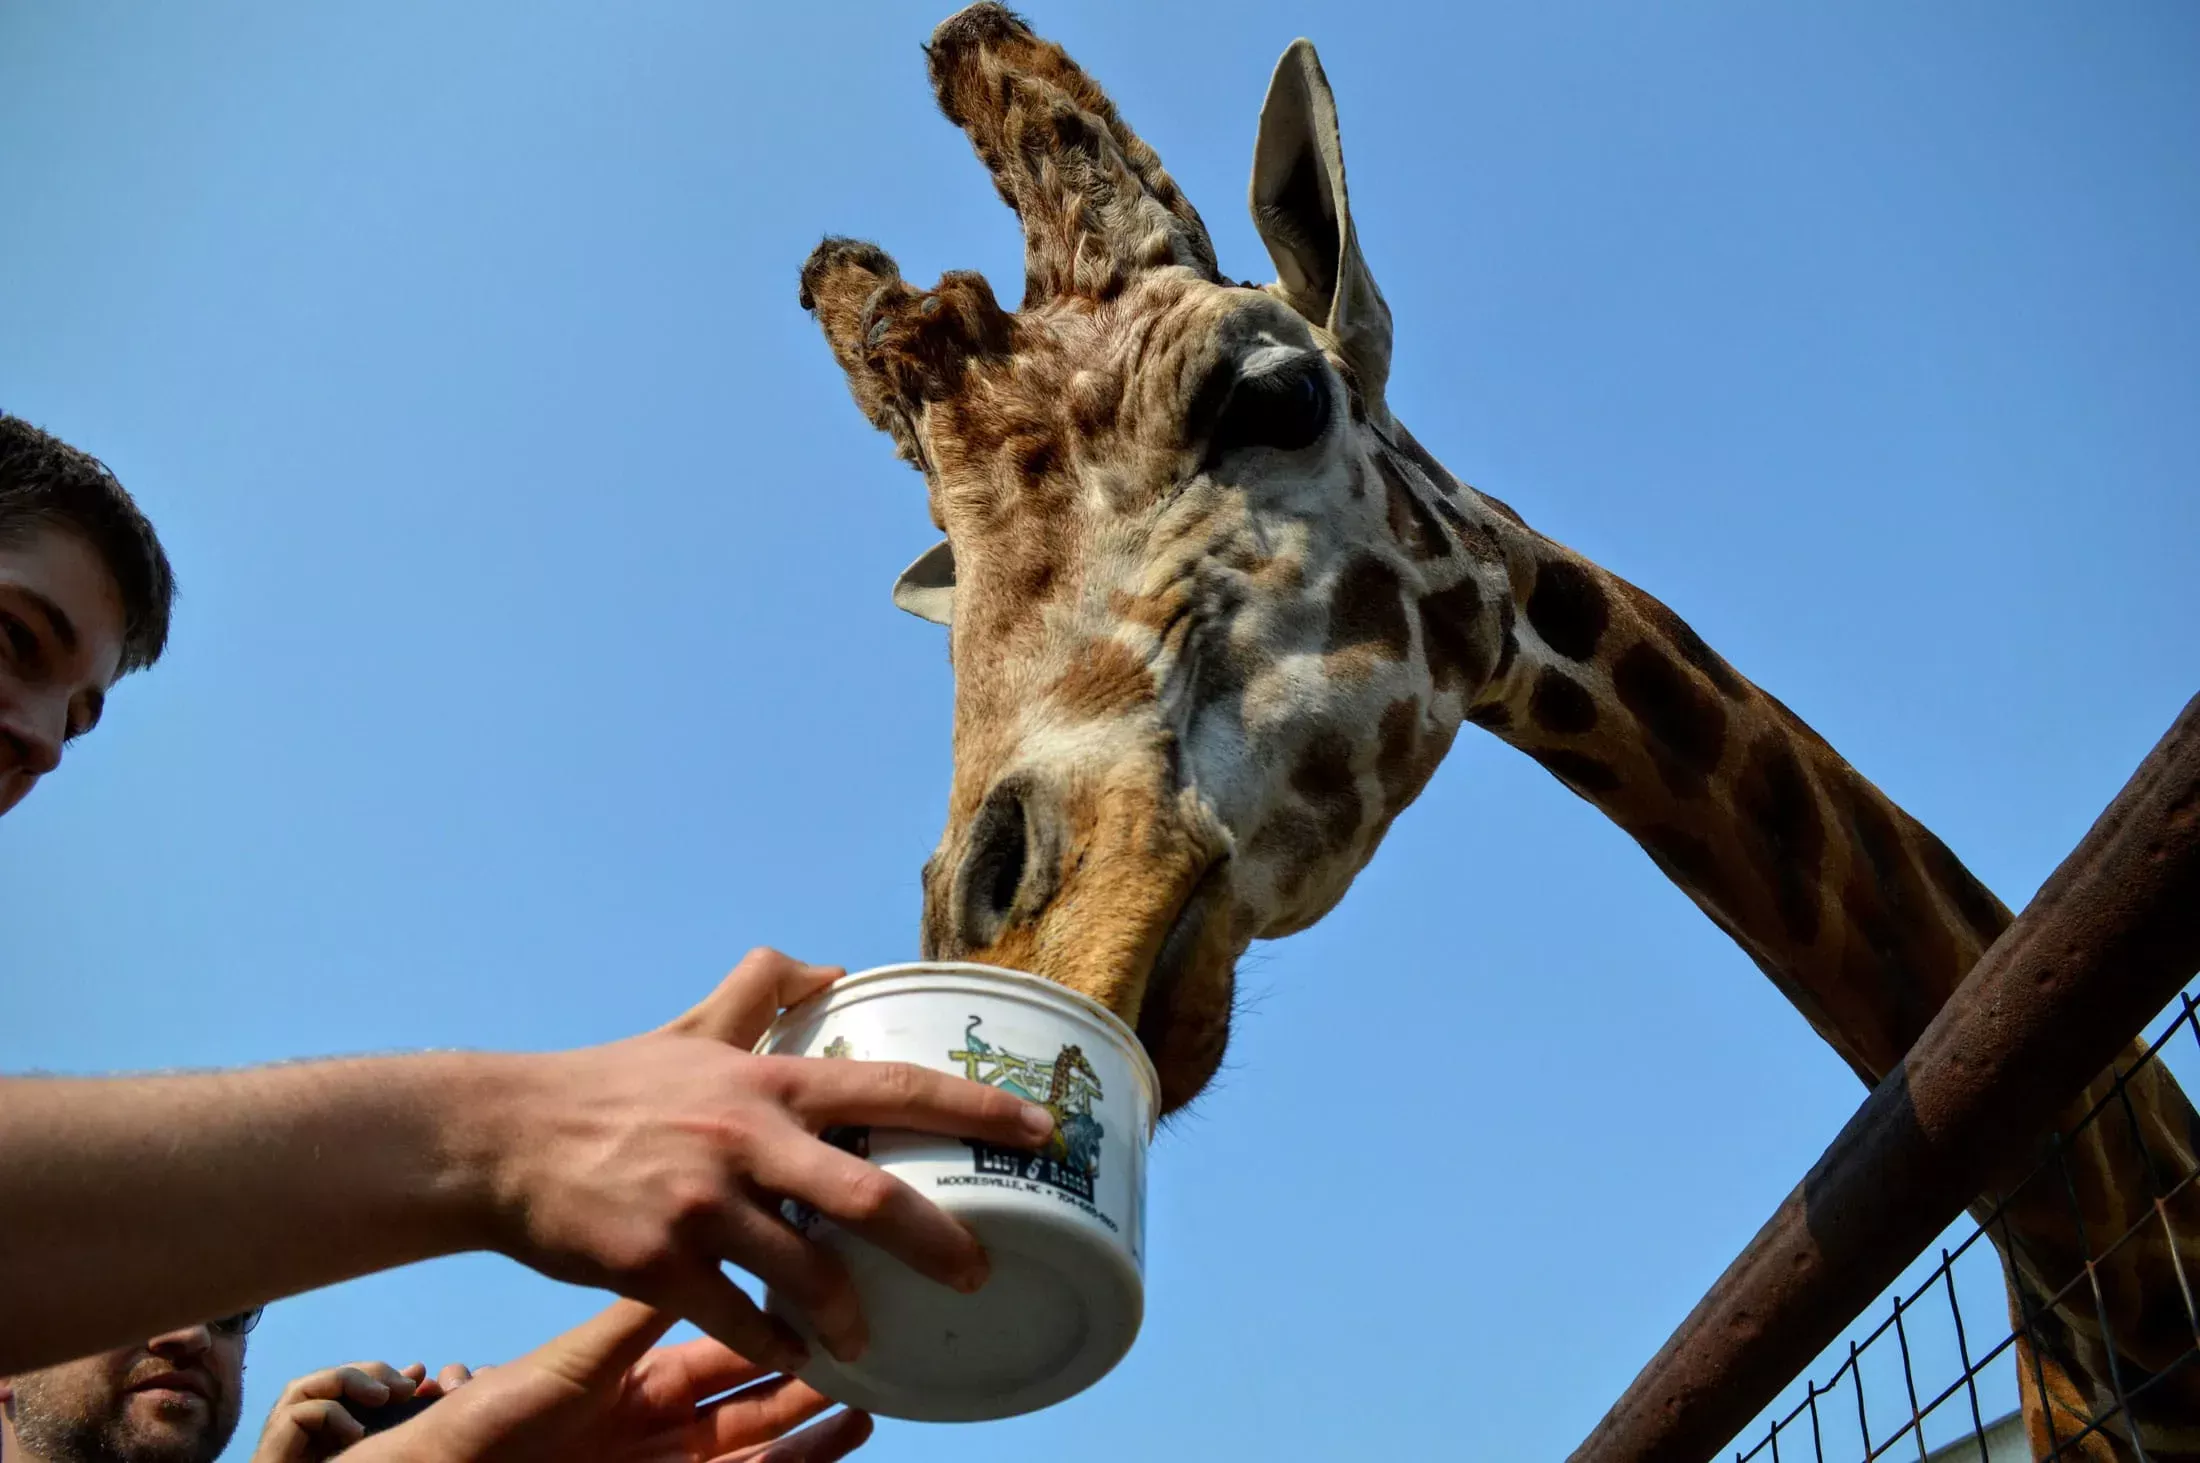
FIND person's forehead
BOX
[0,525,127,675]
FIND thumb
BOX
[657,948,842,1048]
[520,1301,678,1390]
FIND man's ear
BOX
[891,539,956,626]
[1249,39,1393,406]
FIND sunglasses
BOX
[208,1308,263,1338]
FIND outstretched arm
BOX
[0,949,1055,1376]
[0,1051,492,1372]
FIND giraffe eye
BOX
[1209,366,1332,459]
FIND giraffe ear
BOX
[891,538,956,626]
[1249,39,1393,405]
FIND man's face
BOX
[2,1322,247,1463]
[0,525,126,818]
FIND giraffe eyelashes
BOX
[1205,363,1334,462]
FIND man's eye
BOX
[1209,368,1333,458]
[0,613,35,667]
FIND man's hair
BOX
[0,413,176,675]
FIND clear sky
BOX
[5,3,2196,1458]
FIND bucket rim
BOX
[759,960,1162,1120]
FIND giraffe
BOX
[1040,1044,1100,1168]
[1043,1044,1094,1115]
[794,7,2199,1454]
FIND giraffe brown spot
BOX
[1428,493,1501,564]
[1465,701,1511,731]
[1844,782,1907,887]
[938,397,1003,469]
[1108,585,1194,640]
[1389,424,1448,485]
[1623,584,1748,701]
[1373,700,1451,809]
[1529,669,1597,735]
[1836,783,1961,1044]
[1375,451,1452,560]
[1393,424,1531,529]
[1612,641,1729,799]
[1046,638,1154,720]
[1527,747,1623,795]
[1636,823,1726,893]
[1835,927,1926,1079]
[1290,730,1364,846]
[1326,557,1411,662]
[1418,577,1492,692]
[1735,732,1825,945]
[1914,825,2011,947]
[1375,700,1420,801]
[1491,596,1519,685]
[1012,560,1057,601]
[1524,558,1609,662]
[1069,373,1119,437]
[1012,431,1059,483]
[1251,806,1325,906]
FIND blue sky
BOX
[4,3,2196,1457]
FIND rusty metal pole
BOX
[1569,691,2200,1463]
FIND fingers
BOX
[746,1139,987,1294]
[629,1336,765,1410]
[433,1362,473,1393]
[645,1268,811,1379]
[661,948,843,1048]
[340,1362,416,1405]
[763,1057,1055,1148]
[286,1397,368,1448]
[728,1408,875,1462]
[694,1376,836,1456]
[283,1363,416,1409]
[519,1298,680,1388]
[715,1203,866,1364]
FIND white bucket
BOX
[756,962,1157,1422]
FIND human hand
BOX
[343,1299,870,1463]
[469,948,1056,1374]
[249,1360,455,1463]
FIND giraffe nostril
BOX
[964,783,1028,937]
[958,778,1048,950]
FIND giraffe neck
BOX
[1378,419,2014,1082]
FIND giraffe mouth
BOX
[1135,853,1235,1106]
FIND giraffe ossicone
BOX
[799,7,2200,1454]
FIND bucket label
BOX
[948,1016,1105,1206]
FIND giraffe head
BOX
[802,5,1488,1110]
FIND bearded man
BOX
[2,1311,258,1463]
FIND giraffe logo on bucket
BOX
[949,1016,1104,1203]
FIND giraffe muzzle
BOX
[921,761,1241,1112]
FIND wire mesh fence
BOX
[1728,987,2200,1463]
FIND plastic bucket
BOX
[756,962,1157,1421]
